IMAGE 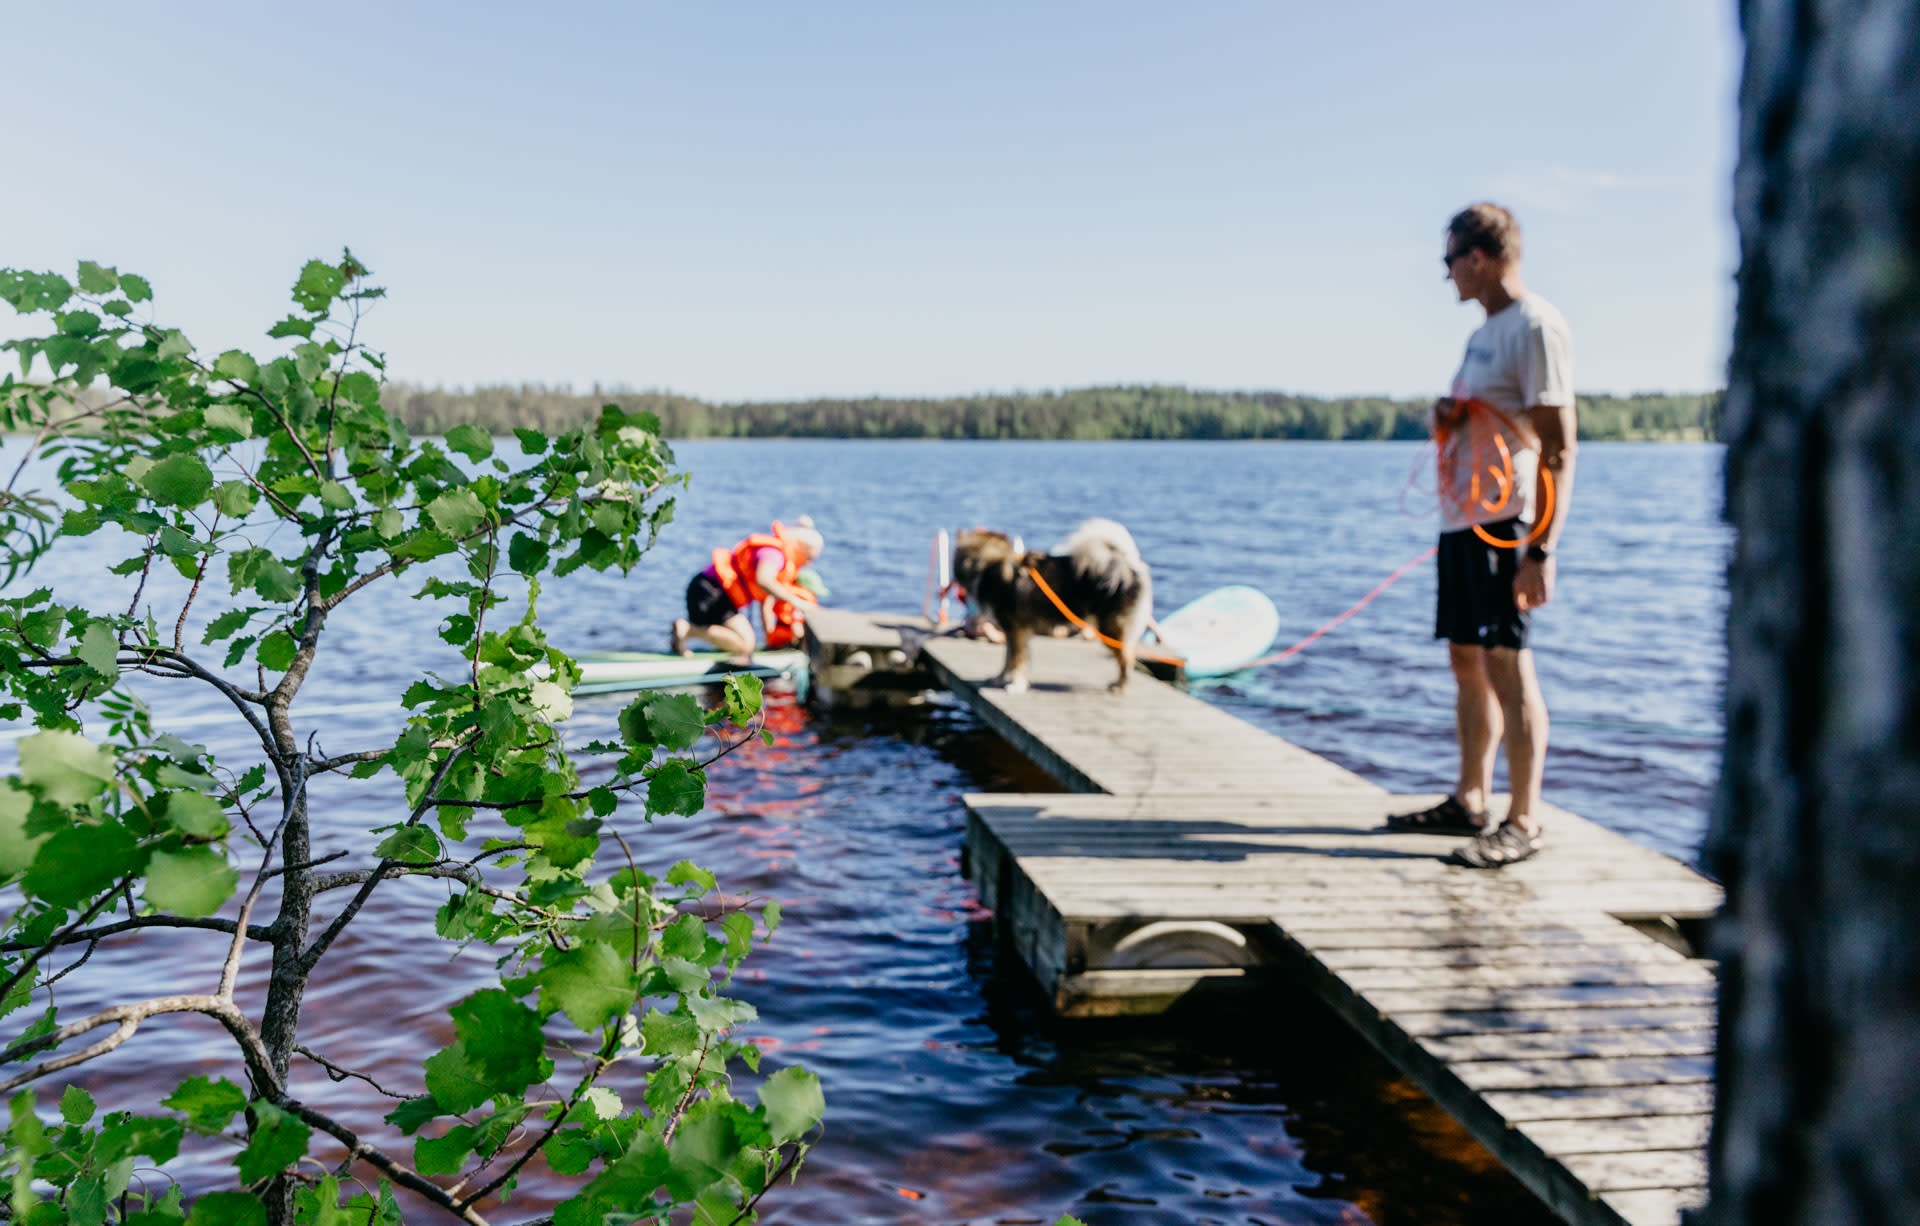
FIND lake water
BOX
[0,439,1726,1224]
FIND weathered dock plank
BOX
[809,613,1724,1226]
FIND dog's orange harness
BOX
[1021,566,1187,667]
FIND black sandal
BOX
[1449,822,1545,869]
[1385,795,1488,835]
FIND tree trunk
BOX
[1707,1,1920,1223]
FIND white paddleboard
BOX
[1154,586,1281,678]
[553,650,809,696]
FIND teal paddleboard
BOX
[1154,586,1281,678]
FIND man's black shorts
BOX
[685,572,739,627]
[1435,517,1529,649]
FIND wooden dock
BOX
[808,612,1723,1226]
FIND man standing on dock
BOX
[1387,203,1576,869]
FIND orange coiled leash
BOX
[1435,397,1556,550]
[1023,566,1189,667]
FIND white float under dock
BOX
[806,610,1723,1226]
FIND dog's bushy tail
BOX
[1065,518,1151,604]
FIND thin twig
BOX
[262,851,350,880]
[293,1044,411,1100]
[38,939,100,989]
[0,915,266,954]
[172,510,220,651]
[308,748,388,773]
[660,1039,712,1148]
[124,538,157,620]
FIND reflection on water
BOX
[2,439,1721,1223]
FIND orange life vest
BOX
[711,521,815,611]
[764,600,808,649]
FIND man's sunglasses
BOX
[1443,248,1477,270]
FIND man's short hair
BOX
[1447,203,1522,262]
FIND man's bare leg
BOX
[684,614,756,664]
[1484,646,1547,835]
[1449,642,1501,821]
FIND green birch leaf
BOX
[0,782,47,877]
[687,992,755,1032]
[539,941,638,1032]
[578,1086,622,1122]
[543,1128,598,1176]
[665,860,715,895]
[319,481,353,510]
[24,823,138,907]
[452,990,550,1094]
[293,260,346,312]
[758,1066,824,1143]
[443,425,493,462]
[95,1113,184,1165]
[202,608,251,644]
[382,1096,441,1136]
[212,351,259,383]
[140,454,213,507]
[163,791,230,838]
[212,480,255,517]
[70,1173,108,1226]
[374,826,440,864]
[203,402,252,437]
[426,489,486,538]
[60,1084,95,1124]
[374,507,403,539]
[581,1132,672,1212]
[413,1125,476,1176]
[162,1076,247,1132]
[77,261,118,293]
[723,672,763,726]
[647,759,705,817]
[389,528,453,560]
[119,273,152,302]
[233,1101,309,1183]
[252,556,301,602]
[256,630,297,672]
[76,620,120,680]
[17,730,115,805]
[145,847,238,917]
[641,693,704,751]
[721,911,755,965]
[423,1043,492,1114]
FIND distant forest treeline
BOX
[381,384,1723,442]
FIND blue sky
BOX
[4,2,1739,400]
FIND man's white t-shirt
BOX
[1437,293,1574,532]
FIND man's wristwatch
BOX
[1526,544,1554,564]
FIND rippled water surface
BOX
[2,439,1725,1224]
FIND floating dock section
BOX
[808,612,1723,1226]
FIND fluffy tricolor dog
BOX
[950,518,1153,693]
